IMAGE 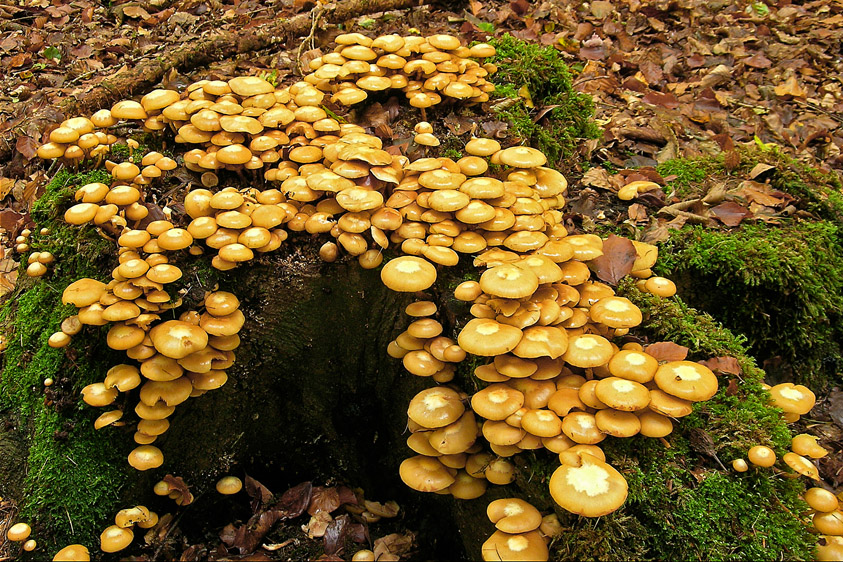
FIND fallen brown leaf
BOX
[710,202,752,227]
[590,234,637,285]
[699,356,741,375]
[644,342,689,362]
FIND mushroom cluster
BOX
[6,521,37,554]
[62,282,241,470]
[27,29,828,560]
[16,227,58,278]
[99,505,158,554]
[392,227,721,518]
[304,33,496,111]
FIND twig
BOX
[296,5,326,75]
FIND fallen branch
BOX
[0,0,423,164]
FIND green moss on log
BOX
[487,34,600,169]
[0,168,126,552]
[654,222,843,389]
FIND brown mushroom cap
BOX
[549,453,628,517]
[408,386,465,428]
[608,350,658,383]
[399,455,455,492]
[654,361,718,402]
[481,530,548,562]
[563,334,613,368]
[594,377,650,411]
[480,264,540,299]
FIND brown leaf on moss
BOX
[700,356,741,375]
[710,202,751,227]
[644,342,688,361]
[590,234,636,285]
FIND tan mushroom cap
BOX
[513,326,568,359]
[608,350,657,383]
[149,320,208,359]
[594,377,650,411]
[81,382,118,407]
[791,434,828,459]
[448,470,487,500]
[62,278,107,307]
[7,522,31,541]
[458,318,523,357]
[128,445,164,470]
[648,389,693,418]
[53,544,91,562]
[549,453,627,517]
[747,445,776,467]
[380,256,437,292]
[228,76,274,96]
[783,452,820,480]
[399,455,455,492]
[408,386,465,429]
[563,334,613,368]
[428,411,477,454]
[487,498,542,533]
[562,411,605,444]
[589,297,642,328]
[216,475,243,495]
[520,409,562,437]
[595,409,641,438]
[654,361,718,402]
[471,383,525,420]
[769,383,816,415]
[480,264,539,299]
[100,525,133,553]
[814,512,843,535]
[805,487,839,513]
[94,409,124,430]
[481,530,548,562]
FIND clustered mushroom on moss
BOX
[21,30,834,561]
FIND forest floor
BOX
[1,0,843,560]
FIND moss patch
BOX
[487,34,599,170]
[0,168,127,552]
[654,222,843,389]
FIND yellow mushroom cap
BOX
[817,536,843,562]
[7,522,31,541]
[654,361,718,402]
[216,475,243,495]
[549,453,627,517]
[783,452,820,480]
[791,433,828,459]
[149,320,208,359]
[62,278,106,307]
[128,445,164,471]
[380,256,437,292]
[407,386,465,428]
[805,487,839,513]
[114,506,151,528]
[747,445,776,467]
[481,530,548,562]
[399,455,455,492]
[52,544,91,561]
[100,525,133,553]
[487,498,542,533]
[563,334,613,368]
[458,319,523,357]
[471,384,525,421]
[769,383,816,415]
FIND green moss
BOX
[548,283,814,560]
[654,222,843,389]
[657,155,724,198]
[487,34,600,169]
[0,169,126,551]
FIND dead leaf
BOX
[743,53,772,69]
[644,341,688,361]
[323,514,349,555]
[581,167,612,190]
[373,533,415,561]
[303,511,332,539]
[123,5,151,19]
[15,136,39,160]
[308,486,341,515]
[748,163,775,180]
[245,475,273,514]
[774,76,807,98]
[699,356,741,375]
[590,234,637,285]
[641,91,680,110]
[710,202,751,226]
[162,474,193,505]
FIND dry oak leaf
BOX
[774,76,807,98]
[710,202,752,227]
[590,234,637,285]
[644,341,688,362]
